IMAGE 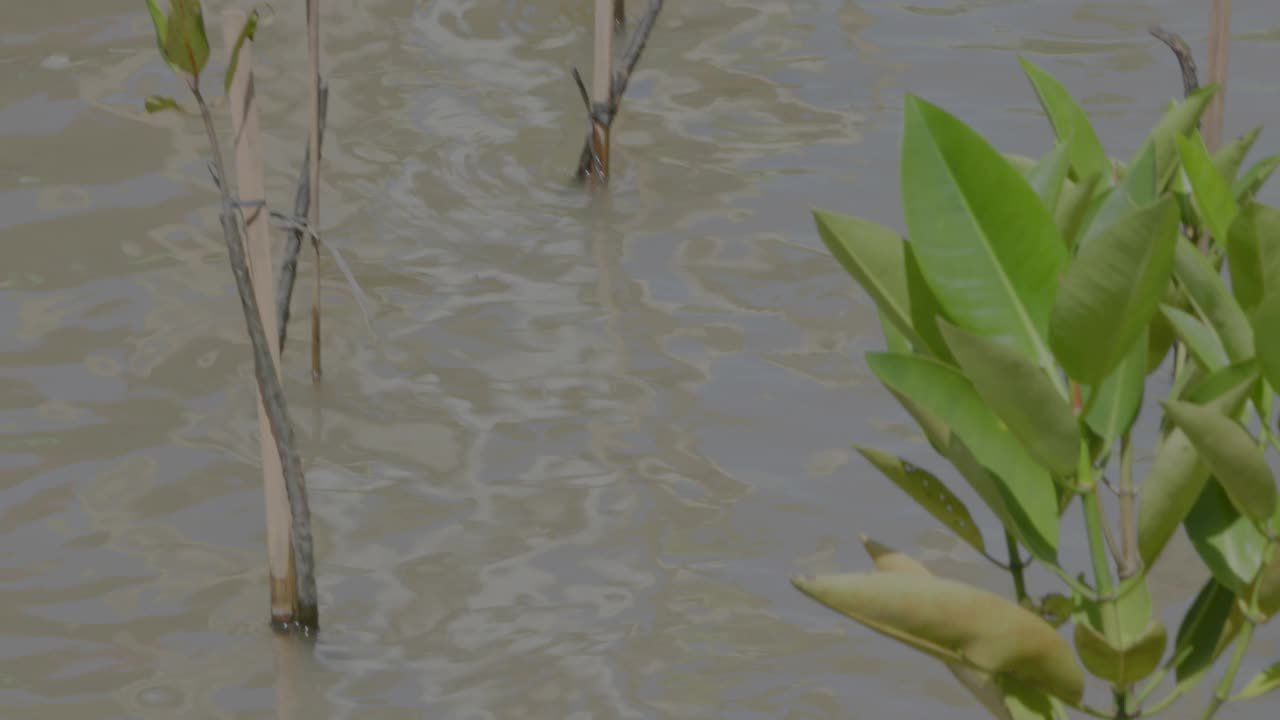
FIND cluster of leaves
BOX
[798,57,1280,719]
[144,0,258,112]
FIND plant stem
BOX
[1201,619,1253,720]
[1119,432,1138,578]
[307,0,323,381]
[1005,530,1028,603]
[192,84,319,632]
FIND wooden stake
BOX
[1203,0,1231,152]
[614,0,625,27]
[222,10,297,627]
[307,0,323,381]
[591,0,614,183]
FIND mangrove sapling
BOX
[144,0,318,632]
[798,57,1280,719]
[573,0,663,183]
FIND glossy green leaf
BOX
[900,96,1066,369]
[1254,548,1280,619]
[223,8,260,94]
[1213,126,1262,183]
[1056,173,1104,253]
[1185,480,1268,598]
[1161,305,1229,372]
[1226,202,1280,312]
[1172,578,1240,683]
[145,0,167,55]
[1073,619,1166,686]
[791,573,1084,703]
[1084,338,1145,452]
[1132,85,1217,189]
[1077,143,1157,252]
[162,0,210,77]
[1028,139,1073,214]
[1018,58,1110,182]
[1253,289,1280,398]
[1234,153,1280,202]
[1183,360,1261,406]
[855,447,986,554]
[1050,195,1179,384]
[814,211,950,359]
[1178,132,1239,247]
[1174,237,1255,362]
[868,353,1059,558]
[1235,662,1280,701]
[998,676,1059,720]
[1139,365,1258,566]
[878,308,912,354]
[1164,401,1276,525]
[144,95,183,114]
[939,322,1077,477]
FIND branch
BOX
[192,84,319,632]
[1149,25,1200,99]
[575,0,663,180]
[277,82,328,354]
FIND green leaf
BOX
[814,210,950,360]
[224,8,260,94]
[1174,237,1255,362]
[938,322,1077,477]
[900,95,1067,370]
[1164,401,1276,525]
[1234,153,1280,202]
[1227,202,1280,312]
[144,95,183,114]
[854,447,986,554]
[1073,619,1166,686]
[867,353,1060,559]
[1172,578,1241,683]
[1083,337,1145,452]
[1235,662,1280,701]
[1028,139,1074,214]
[1050,195,1179,384]
[1161,305,1229,372]
[1076,143,1157,252]
[1184,360,1261,406]
[1056,173,1104,253]
[791,573,1084,703]
[1213,126,1262,183]
[878,308,912,354]
[1018,58,1111,182]
[1184,480,1268,598]
[1132,85,1217,189]
[162,0,211,77]
[1139,365,1258,566]
[1254,548,1280,619]
[998,676,1060,720]
[1177,132,1239,248]
[1253,288,1280,398]
[145,0,168,56]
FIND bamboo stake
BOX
[306,0,323,381]
[1203,0,1232,152]
[219,10,318,632]
[591,0,614,183]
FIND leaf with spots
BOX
[854,446,985,554]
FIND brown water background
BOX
[3,1,1280,718]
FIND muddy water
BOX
[3,1,1279,718]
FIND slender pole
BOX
[306,0,323,380]
[222,10,298,627]
[614,0,625,27]
[1203,0,1231,152]
[591,0,614,183]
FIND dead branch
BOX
[575,0,663,182]
[1148,25,1200,98]
[278,82,328,354]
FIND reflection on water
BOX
[3,0,1279,717]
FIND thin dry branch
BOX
[192,84,319,632]
[575,0,663,181]
[306,0,323,381]
[1148,25,1200,98]
[278,82,328,353]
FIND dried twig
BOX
[191,83,319,632]
[278,82,328,354]
[1148,25,1200,98]
[306,0,324,381]
[574,0,663,182]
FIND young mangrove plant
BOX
[143,0,318,632]
[798,57,1280,719]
